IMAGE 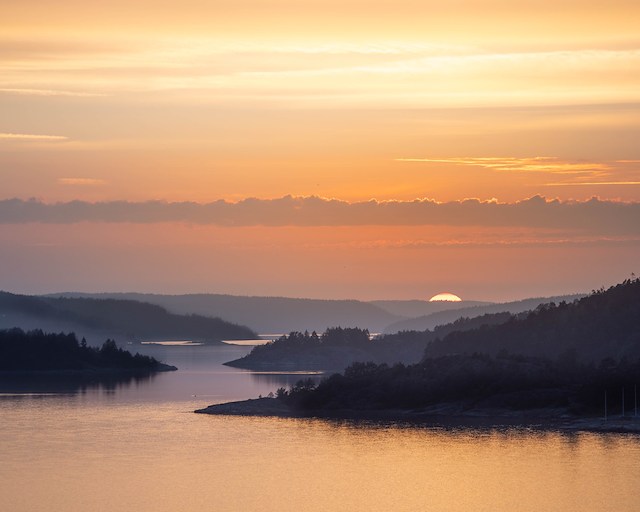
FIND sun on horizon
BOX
[429,292,462,302]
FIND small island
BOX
[0,328,177,374]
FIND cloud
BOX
[3,34,640,108]
[396,157,610,175]
[58,178,107,186]
[0,132,68,141]
[305,235,640,250]
[544,181,640,186]
[0,196,638,236]
[0,88,107,97]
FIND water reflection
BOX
[248,371,325,389]
[0,372,158,397]
[3,343,640,512]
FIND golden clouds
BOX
[397,157,640,191]
[3,36,640,108]
[0,88,107,98]
[3,1,640,43]
[1,0,639,204]
[397,157,610,174]
[0,133,68,141]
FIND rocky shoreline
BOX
[195,397,640,433]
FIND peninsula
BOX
[0,328,177,374]
[198,279,640,432]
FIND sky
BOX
[1,0,639,301]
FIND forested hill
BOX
[385,294,585,333]
[264,280,640,418]
[424,279,640,362]
[51,292,404,333]
[225,313,513,371]
[0,292,256,344]
[0,328,175,372]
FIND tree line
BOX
[0,328,165,371]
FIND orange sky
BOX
[1,0,639,300]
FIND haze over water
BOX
[2,345,640,512]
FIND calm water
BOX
[2,344,640,512]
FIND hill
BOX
[243,279,640,420]
[371,299,490,319]
[224,313,513,371]
[384,294,585,333]
[424,279,640,362]
[49,292,404,333]
[0,292,256,344]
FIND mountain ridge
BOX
[0,291,256,344]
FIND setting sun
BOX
[429,293,463,302]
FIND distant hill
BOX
[0,292,256,344]
[371,299,490,319]
[424,279,640,362]
[38,290,590,343]
[384,294,585,333]
[49,292,403,333]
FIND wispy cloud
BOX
[0,196,637,236]
[58,178,107,186]
[3,36,640,107]
[396,157,610,175]
[0,88,107,97]
[0,132,68,141]
[311,235,640,250]
[544,181,640,186]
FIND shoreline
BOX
[195,397,640,434]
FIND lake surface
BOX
[2,344,640,512]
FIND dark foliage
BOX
[278,354,640,416]
[0,328,165,371]
[424,278,640,362]
[248,327,370,356]
[225,327,376,370]
[226,314,514,370]
[275,279,640,416]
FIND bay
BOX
[1,344,640,512]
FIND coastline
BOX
[195,397,640,434]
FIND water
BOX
[2,344,640,512]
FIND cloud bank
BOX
[1,196,638,235]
